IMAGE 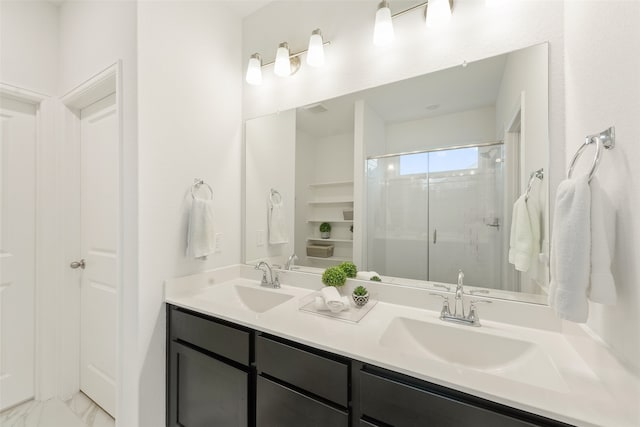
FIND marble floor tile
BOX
[0,392,114,427]
[63,392,114,427]
[0,398,85,427]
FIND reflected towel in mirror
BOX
[268,194,288,245]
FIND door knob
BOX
[70,259,86,269]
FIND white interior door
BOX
[0,96,37,411]
[79,93,118,417]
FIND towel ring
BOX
[567,126,615,182]
[524,168,543,202]
[191,179,214,200]
[270,189,282,204]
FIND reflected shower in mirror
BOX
[244,43,549,303]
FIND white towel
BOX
[314,296,350,312]
[268,196,288,245]
[548,176,591,322]
[355,271,380,280]
[508,194,534,271]
[187,198,215,259]
[588,178,617,305]
[320,286,347,313]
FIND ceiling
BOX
[296,53,508,138]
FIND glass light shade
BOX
[426,0,452,28]
[274,42,292,77]
[373,1,394,46]
[245,54,262,85]
[307,29,325,67]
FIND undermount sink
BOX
[380,317,568,392]
[233,285,294,313]
[195,283,295,314]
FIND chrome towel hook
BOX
[568,126,615,182]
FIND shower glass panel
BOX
[366,143,504,288]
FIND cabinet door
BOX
[257,376,348,427]
[168,342,248,427]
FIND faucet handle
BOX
[467,299,491,325]
[429,293,451,317]
[433,283,451,292]
[469,289,489,295]
[259,271,269,286]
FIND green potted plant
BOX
[338,261,357,278]
[319,222,331,239]
[370,276,381,282]
[322,266,346,287]
[352,285,369,307]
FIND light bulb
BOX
[274,42,292,77]
[373,1,394,46]
[245,53,262,85]
[426,0,452,29]
[307,29,325,67]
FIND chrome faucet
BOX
[284,253,298,270]
[255,261,280,288]
[429,270,491,327]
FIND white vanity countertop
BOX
[165,265,640,427]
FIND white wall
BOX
[0,1,59,95]
[386,106,497,153]
[58,2,139,425]
[245,110,296,264]
[137,2,243,425]
[355,100,387,268]
[564,0,640,377]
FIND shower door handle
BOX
[70,259,86,269]
[433,229,437,244]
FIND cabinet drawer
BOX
[170,307,250,365]
[256,335,348,406]
[168,341,248,427]
[257,376,348,427]
[360,371,537,427]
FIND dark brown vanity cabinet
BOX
[356,365,573,427]
[167,306,252,427]
[167,305,572,427]
[255,335,350,426]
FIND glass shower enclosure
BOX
[366,143,505,289]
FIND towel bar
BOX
[568,126,615,182]
[191,178,214,200]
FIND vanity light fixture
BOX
[245,32,331,85]
[274,42,297,77]
[426,0,453,28]
[245,53,263,85]
[373,0,454,46]
[306,29,325,67]
[373,0,394,46]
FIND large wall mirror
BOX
[245,43,549,304]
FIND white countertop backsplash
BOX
[165,264,640,427]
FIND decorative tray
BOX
[298,291,378,323]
